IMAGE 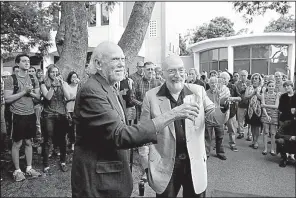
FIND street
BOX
[131,130,295,197]
[1,130,295,197]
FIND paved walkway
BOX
[131,131,295,197]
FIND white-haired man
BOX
[141,54,230,197]
[205,76,230,160]
[71,42,199,197]
[220,72,241,151]
[236,70,252,140]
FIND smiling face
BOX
[251,74,261,87]
[48,67,59,80]
[188,69,197,82]
[70,73,79,84]
[162,55,186,94]
[267,81,275,92]
[99,44,126,85]
[209,77,218,91]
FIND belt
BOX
[177,153,187,160]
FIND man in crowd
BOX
[220,72,241,152]
[4,54,41,182]
[130,61,144,84]
[71,41,199,197]
[130,61,162,181]
[155,66,165,84]
[141,55,230,197]
[236,70,252,140]
[231,72,239,84]
[205,76,230,160]
[188,68,206,89]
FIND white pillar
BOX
[228,46,234,73]
[193,52,200,71]
[288,43,295,81]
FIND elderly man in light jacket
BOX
[140,55,230,197]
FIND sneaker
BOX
[230,145,238,152]
[60,163,68,172]
[217,154,227,160]
[26,168,41,178]
[13,171,26,182]
[237,134,244,139]
[43,167,53,175]
[279,159,287,167]
[246,136,252,141]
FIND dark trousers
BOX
[205,125,225,156]
[42,113,68,167]
[156,156,206,198]
[276,139,296,160]
[67,112,75,144]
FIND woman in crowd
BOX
[261,80,280,155]
[66,71,80,151]
[244,73,263,149]
[40,64,70,174]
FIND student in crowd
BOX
[40,64,71,174]
[66,71,80,151]
[261,80,280,156]
[4,54,41,182]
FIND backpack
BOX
[11,74,36,94]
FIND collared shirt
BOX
[157,83,192,156]
[129,71,143,85]
[132,77,162,106]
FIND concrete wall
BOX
[180,56,194,71]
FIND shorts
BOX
[12,113,36,142]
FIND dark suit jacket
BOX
[71,71,158,197]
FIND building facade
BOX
[188,33,295,80]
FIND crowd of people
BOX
[1,44,296,198]
[1,54,80,181]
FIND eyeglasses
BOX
[166,68,186,75]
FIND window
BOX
[89,4,96,27]
[101,3,109,26]
[233,44,288,75]
[149,20,157,37]
[199,48,228,74]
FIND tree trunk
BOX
[55,2,88,81]
[118,2,155,69]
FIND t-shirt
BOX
[4,74,39,115]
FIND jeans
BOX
[227,116,237,146]
[1,105,7,153]
[42,113,68,167]
[156,157,206,198]
[67,112,75,144]
[205,124,225,156]
[237,107,246,135]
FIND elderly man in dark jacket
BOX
[71,41,199,198]
[275,112,296,167]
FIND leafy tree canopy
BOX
[1,2,61,59]
[191,16,235,43]
[179,34,190,56]
[233,1,291,23]
[264,15,295,33]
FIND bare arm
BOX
[4,90,27,104]
[261,92,270,119]
[40,83,55,101]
